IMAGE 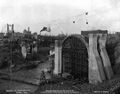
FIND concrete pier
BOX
[89,34,102,84]
[53,32,113,84]
[94,34,106,81]
[54,40,62,75]
[89,34,106,84]
[99,34,113,79]
[21,45,27,59]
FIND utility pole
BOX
[7,24,14,83]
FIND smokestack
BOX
[7,24,9,32]
[12,24,14,32]
[28,27,30,32]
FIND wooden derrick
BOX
[61,35,88,81]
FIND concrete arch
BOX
[62,35,89,80]
[62,35,88,50]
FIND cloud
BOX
[0,0,120,34]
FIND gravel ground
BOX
[0,79,38,94]
[0,61,51,94]
[0,60,120,94]
[33,75,120,94]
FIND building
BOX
[0,33,4,39]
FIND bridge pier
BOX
[53,33,113,84]
[88,34,106,84]
[98,34,113,79]
[89,34,113,84]
[53,40,62,75]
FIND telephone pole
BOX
[7,24,14,82]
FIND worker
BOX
[39,70,46,86]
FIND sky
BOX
[0,0,120,35]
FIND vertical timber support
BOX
[54,40,62,75]
[89,34,106,84]
[99,34,113,79]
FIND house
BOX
[0,33,4,39]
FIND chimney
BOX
[7,24,9,32]
[28,27,30,32]
[12,24,14,32]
